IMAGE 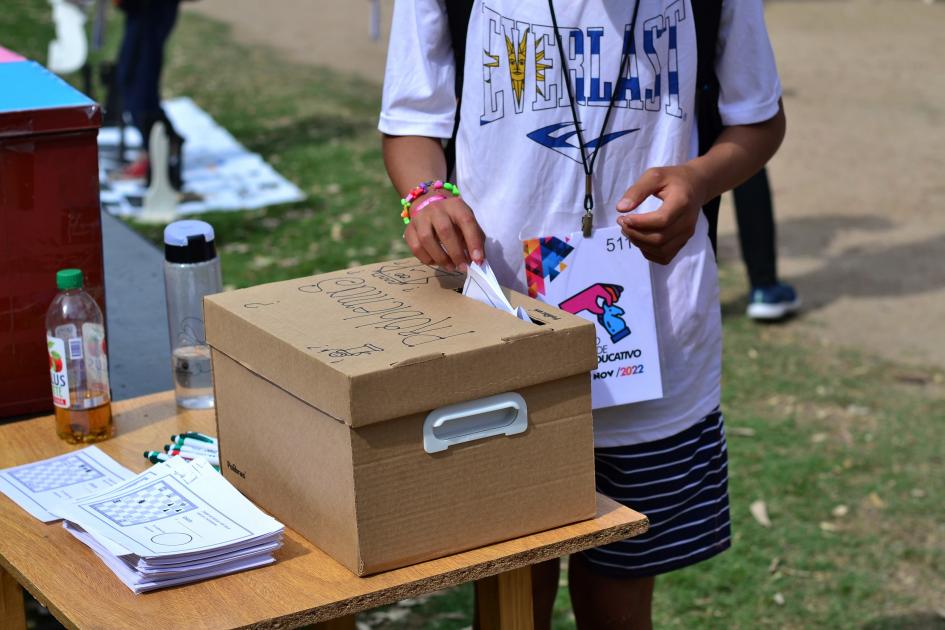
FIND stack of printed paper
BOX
[52,456,284,593]
[0,446,134,522]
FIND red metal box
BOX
[0,50,105,417]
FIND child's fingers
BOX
[621,223,691,265]
[643,231,692,265]
[620,226,660,250]
[448,205,485,264]
[617,168,664,213]
[404,225,435,266]
[619,217,678,246]
[414,217,454,270]
[431,212,469,271]
[618,188,692,233]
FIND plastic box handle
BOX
[423,392,528,454]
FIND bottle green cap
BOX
[56,269,83,290]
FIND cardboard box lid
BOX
[205,259,597,427]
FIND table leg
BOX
[0,565,26,630]
[475,566,534,630]
[313,614,355,630]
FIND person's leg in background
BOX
[143,0,184,190]
[733,167,800,320]
[733,168,777,288]
[123,0,179,142]
[115,0,184,187]
[115,0,147,177]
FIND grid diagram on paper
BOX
[89,480,198,526]
[9,455,104,493]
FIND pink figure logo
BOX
[559,284,631,343]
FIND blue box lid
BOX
[0,60,100,138]
[0,60,95,113]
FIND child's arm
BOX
[616,101,786,265]
[379,0,482,272]
[382,134,485,272]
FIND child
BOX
[380,1,785,627]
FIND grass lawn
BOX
[4,4,945,628]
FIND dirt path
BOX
[719,0,945,370]
[187,0,945,369]
[188,0,393,83]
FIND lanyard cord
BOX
[547,0,643,234]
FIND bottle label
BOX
[68,337,83,359]
[47,336,70,408]
[82,323,110,400]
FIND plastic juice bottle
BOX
[45,269,113,443]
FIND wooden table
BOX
[0,392,648,629]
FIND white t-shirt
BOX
[380,0,781,446]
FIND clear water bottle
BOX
[45,269,113,443]
[163,220,222,409]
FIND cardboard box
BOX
[205,258,598,575]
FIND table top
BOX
[0,391,649,629]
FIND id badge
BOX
[522,225,664,409]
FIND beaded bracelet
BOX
[411,193,447,218]
[400,180,460,225]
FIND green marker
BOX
[166,447,218,462]
[171,437,219,453]
[167,442,218,458]
[143,451,170,464]
[170,432,217,444]
[144,450,219,471]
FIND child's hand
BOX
[403,195,485,273]
[615,165,708,265]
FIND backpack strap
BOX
[692,0,724,254]
[444,0,474,178]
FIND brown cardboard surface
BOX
[213,350,362,571]
[215,347,596,574]
[205,258,597,427]
[208,259,599,574]
[349,373,596,574]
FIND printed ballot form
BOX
[2,446,283,592]
[463,261,532,322]
[53,456,284,593]
[0,446,133,522]
[55,457,280,558]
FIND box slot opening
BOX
[453,287,546,325]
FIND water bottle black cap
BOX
[164,220,217,264]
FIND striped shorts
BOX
[579,411,731,578]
